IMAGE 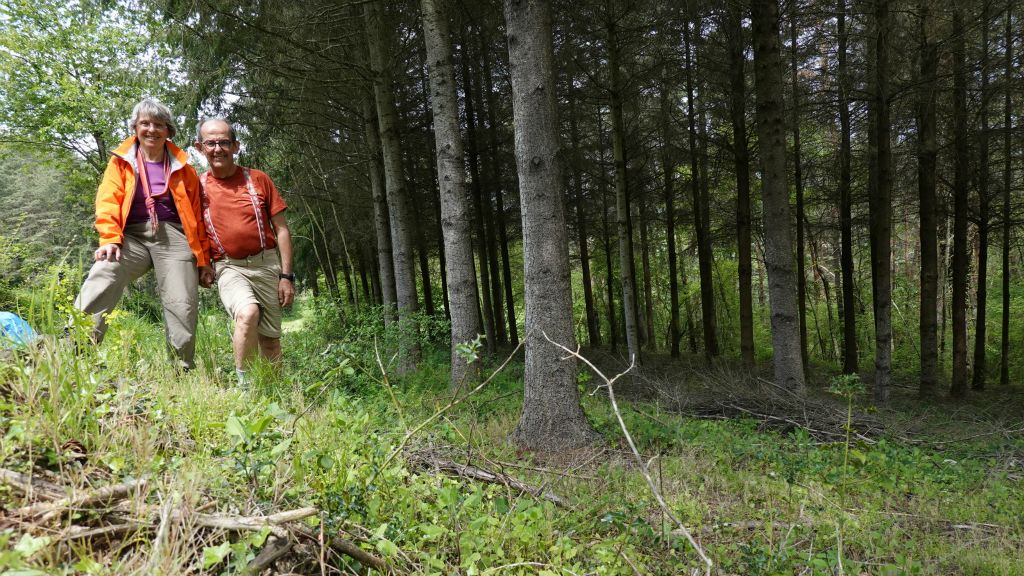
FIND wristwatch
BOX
[279,272,295,282]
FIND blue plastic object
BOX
[0,311,38,348]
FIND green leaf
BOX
[248,414,274,436]
[419,524,446,540]
[375,538,398,557]
[318,454,335,470]
[14,534,50,557]
[271,438,292,458]
[225,415,247,442]
[201,541,232,568]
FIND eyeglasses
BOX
[202,139,234,150]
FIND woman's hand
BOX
[95,243,121,262]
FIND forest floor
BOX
[1,292,1023,575]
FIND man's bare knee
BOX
[235,304,261,327]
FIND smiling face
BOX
[134,115,170,159]
[196,119,240,177]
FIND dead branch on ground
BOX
[543,332,714,576]
[405,448,569,508]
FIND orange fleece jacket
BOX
[94,136,210,267]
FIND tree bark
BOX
[972,0,992,391]
[916,0,939,396]
[469,41,508,346]
[639,193,656,350]
[836,0,857,374]
[660,78,681,358]
[608,19,642,365]
[1001,1,1013,387]
[868,0,893,403]
[750,0,805,392]
[570,88,601,347]
[481,35,519,346]
[363,94,397,319]
[366,0,420,372]
[504,0,597,451]
[684,15,719,360]
[726,3,755,368]
[410,161,436,317]
[950,5,970,399]
[421,0,483,387]
[460,33,497,353]
[789,4,808,368]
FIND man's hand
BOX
[278,278,295,307]
[95,243,121,262]
[199,265,216,288]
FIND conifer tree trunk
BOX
[681,253,699,354]
[505,0,597,451]
[750,0,805,392]
[495,186,519,345]
[410,161,436,317]
[951,5,970,399]
[973,0,992,391]
[789,5,808,368]
[363,94,397,318]
[727,4,755,368]
[684,15,719,360]
[1001,2,1013,387]
[868,0,893,402]
[469,48,507,346]
[640,195,656,350]
[433,185,451,320]
[660,79,681,358]
[570,89,601,347]
[608,20,641,365]
[460,36,497,352]
[598,107,614,350]
[836,0,857,374]
[421,0,483,387]
[916,0,939,396]
[481,37,519,346]
[366,0,421,372]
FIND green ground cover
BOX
[1,285,1022,575]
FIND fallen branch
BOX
[244,536,294,575]
[12,478,146,522]
[376,340,524,475]
[543,332,714,576]
[295,526,393,574]
[0,468,64,500]
[169,506,319,539]
[407,450,569,508]
[672,519,808,537]
[486,458,598,482]
[60,522,141,541]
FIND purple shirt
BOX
[126,160,181,224]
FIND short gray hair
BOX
[129,98,177,138]
[196,117,237,142]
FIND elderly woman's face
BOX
[135,115,170,151]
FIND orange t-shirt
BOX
[203,167,287,260]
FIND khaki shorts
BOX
[215,249,282,338]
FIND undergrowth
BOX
[1,284,1022,575]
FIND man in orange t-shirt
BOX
[196,118,294,385]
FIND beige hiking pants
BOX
[74,222,199,369]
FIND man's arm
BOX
[272,211,294,307]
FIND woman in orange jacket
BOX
[73,98,213,370]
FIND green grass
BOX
[1,288,1023,575]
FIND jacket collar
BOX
[111,136,189,174]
